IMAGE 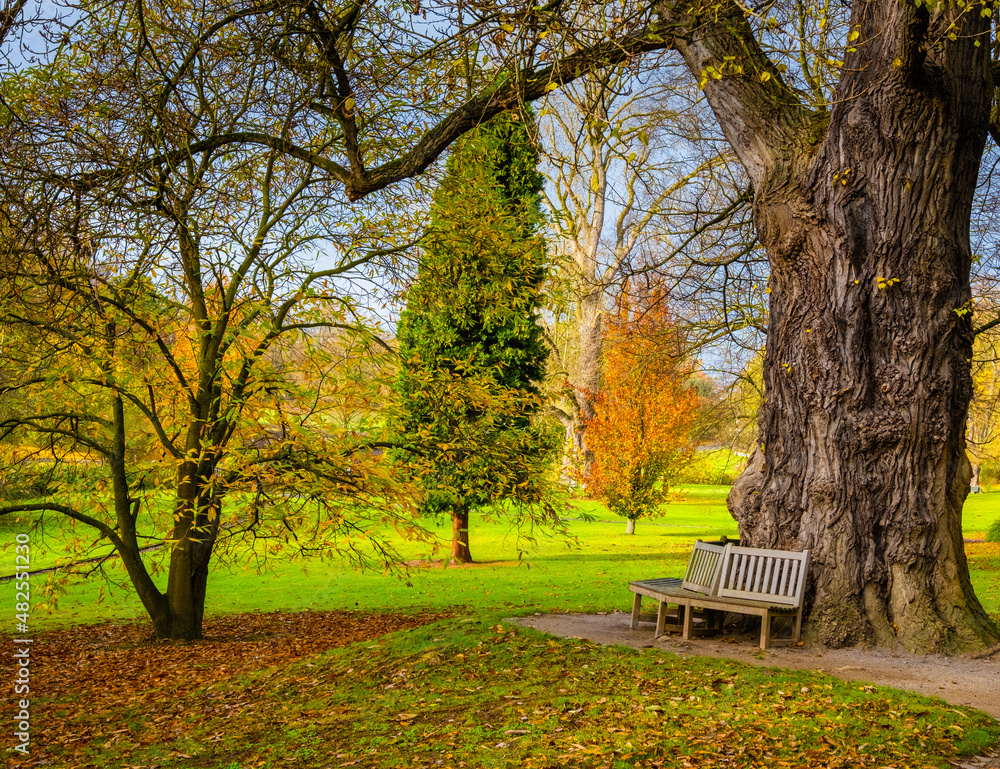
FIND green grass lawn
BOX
[9,485,998,630]
[961,489,1000,535]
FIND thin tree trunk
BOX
[570,293,603,476]
[164,451,221,640]
[109,389,170,636]
[0,0,28,46]
[451,505,472,564]
[624,517,636,535]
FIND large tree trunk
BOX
[664,0,1000,652]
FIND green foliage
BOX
[0,462,108,502]
[716,350,765,455]
[976,460,1000,489]
[394,109,557,531]
[399,109,548,393]
[673,449,747,485]
[987,518,1000,543]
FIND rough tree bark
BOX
[661,0,1000,652]
[556,282,604,476]
[543,78,614,478]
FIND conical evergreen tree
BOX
[395,109,554,563]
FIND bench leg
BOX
[655,601,667,636]
[792,609,803,643]
[630,592,642,630]
[760,609,772,649]
[682,602,694,641]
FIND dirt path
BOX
[511,611,1000,719]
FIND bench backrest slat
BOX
[753,556,766,592]
[681,540,726,595]
[788,559,800,597]
[719,545,810,607]
[762,557,775,594]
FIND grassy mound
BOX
[15,612,998,768]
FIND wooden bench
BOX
[629,540,727,637]
[630,543,810,649]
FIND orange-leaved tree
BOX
[582,292,699,534]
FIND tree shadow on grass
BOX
[539,551,689,564]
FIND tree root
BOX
[970,643,1000,660]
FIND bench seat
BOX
[629,542,727,637]
[629,579,725,637]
